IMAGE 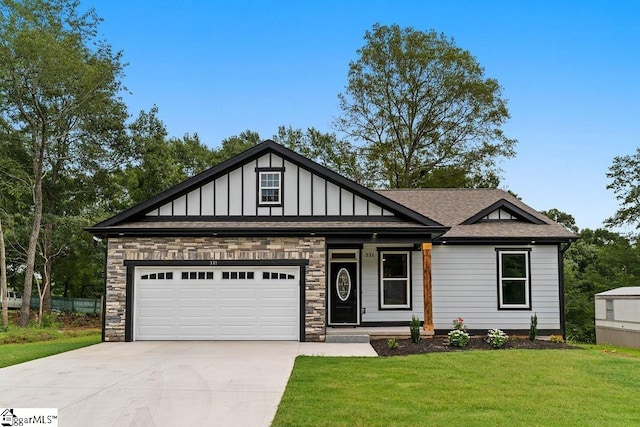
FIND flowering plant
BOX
[486,329,509,349]
[448,317,469,347]
[452,317,466,331]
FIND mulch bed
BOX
[371,336,577,356]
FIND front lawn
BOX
[0,333,101,368]
[273,349,640,426]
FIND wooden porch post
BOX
[422,242,434,332]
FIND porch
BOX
[325,326,435,343]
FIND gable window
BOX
[380,251,411,309]
[497,249,531,309]
[258,170,282,206]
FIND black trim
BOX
[461,199,547,225]
[101,239,108,342]
[89,227,445,239]
[327,243,364,249]
[496,248,532,311]
[125,265,134,342]
[378,249,413,311]
[136,215,407,223]
[256,168,285,208]
[299,264,306,341]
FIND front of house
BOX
[89,140,576,342]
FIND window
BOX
[497,250,531,309]
[380,251,411,309]
[606,300,614,320]
[259,171,281,205]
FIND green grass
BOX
[0,333,101,368]
[273,349,640,426]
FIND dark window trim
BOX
[256,167,285,208]
[496,248,532,311]
[378,249,412,310]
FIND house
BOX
[595,287,640,349]
[88,140,576,342]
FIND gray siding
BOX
[432,245,560,331]
[360,244,424,323]
[147,153,392,218]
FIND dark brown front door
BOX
[329,261,358,324]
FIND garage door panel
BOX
[135,267,299,340]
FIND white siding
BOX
[201,182,214,215]
[187,189,200,216]
[283,161,298,215]
[312,175,326,216]
[326,182,340,215]
[173,195,186,215]
[360,244,424,323]
[432,245,560,331]
[243,162,256,215]
[147,154,393,218]
[215,175,228,215]
[228,168,243,215]
[298,169,312,215]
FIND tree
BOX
[335,24,516,189]
[606,148,640,230]
[541,209,579,233]
[0,0,127,325]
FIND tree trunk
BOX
[42,222,52,314]
[19,133,45,327]
[1,218,8,329]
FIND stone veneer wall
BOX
[105,236,326,342]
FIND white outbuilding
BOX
[595,287,640,349]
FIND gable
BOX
[461,199,546,225]
[146,151,395,218]
[92,140,443,229]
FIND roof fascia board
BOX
[460,198,547,225]
[94,140,443,228]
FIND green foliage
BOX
[448,317,469,347]
[529,313,538,341]
[486,328,509,349]
[274,350,640,426]
[0,334,100,368]
[387,338,398,350]
[562,226,640,342]
[409,315,421,343]
[549,335,564,344]
[335,23,516,189]
[606,147,640,229]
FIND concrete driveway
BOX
[0,341,376,427]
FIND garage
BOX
[133,266,301,341]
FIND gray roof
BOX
[378,188,576,241]
[596,287,640,297]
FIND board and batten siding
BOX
[360,244,424,323]
[146,153,393,218]
[432,245,560,331]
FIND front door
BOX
[329,261,358,324]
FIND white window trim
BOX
[258,171,282,205]
[497,250,531,309]
[380,250,411,309]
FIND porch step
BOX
[325,334,370,344]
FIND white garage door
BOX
[134,266,300,341]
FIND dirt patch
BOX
[7,311,101,329]
[371,336,577,356]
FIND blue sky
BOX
[85,1,640,231]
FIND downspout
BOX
[558,241,573,340]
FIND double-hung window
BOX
[258,171,282,205]
[497,249,531,309]
[380,251,411,309]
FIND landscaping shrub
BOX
[409,316,421,343]
[486,329,509,349]
[529,313,538,341]
[387,338,399,350]
[447,317,469,347]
